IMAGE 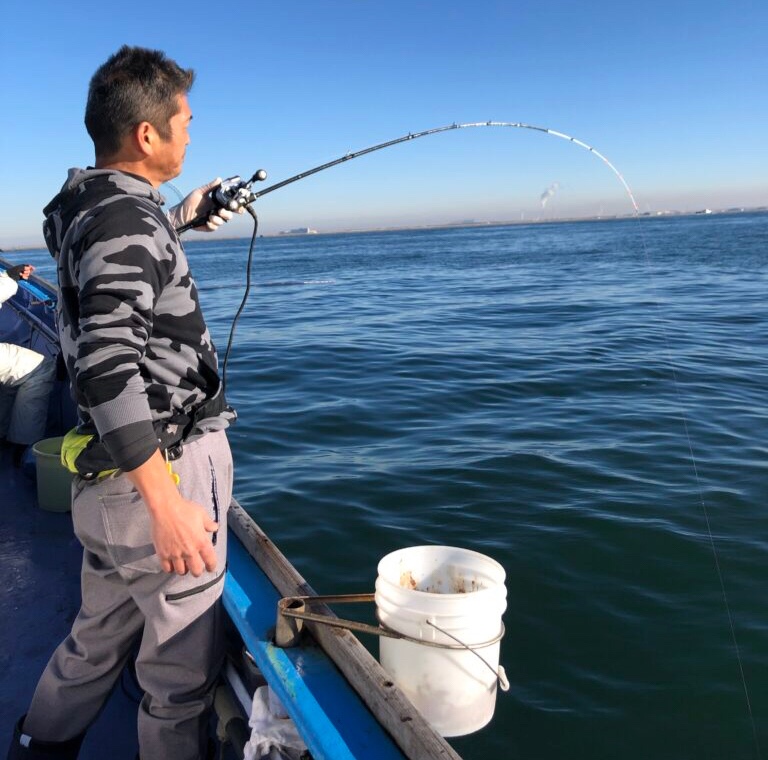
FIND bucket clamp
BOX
[276,593,509,691]
[276,593,392,647]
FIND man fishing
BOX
[8,46,238,760]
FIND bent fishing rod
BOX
[189,119,640,394]
[174,120,639,234]
[178,119,642,392]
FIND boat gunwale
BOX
[227,501,463,760]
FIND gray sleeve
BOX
[73,199,171,471]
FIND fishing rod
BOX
[180,120,642,387]
[184,119,642,387]
[174,121,638,233]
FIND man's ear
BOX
[134,121,157,157]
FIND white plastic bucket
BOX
[375,545,507,737]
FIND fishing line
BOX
[189,122,759,753]
[632,225,763,758]
[220,205,259,394]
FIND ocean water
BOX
[14,212,768,759]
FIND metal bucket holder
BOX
[276,593,509,692]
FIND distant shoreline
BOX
[271,206,767,239]
[3,206,766,252]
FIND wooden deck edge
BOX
[228,500,462,760]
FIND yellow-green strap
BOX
[61,427,118,479]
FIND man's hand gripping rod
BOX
[175,170,267,234]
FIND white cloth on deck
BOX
[242,686,307,760]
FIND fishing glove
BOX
[167,178,237,232]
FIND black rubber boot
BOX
[6,717,84,760]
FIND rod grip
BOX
[175,213,211,234]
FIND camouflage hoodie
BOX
[43,168,235,477]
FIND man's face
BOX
[150,94,192,184]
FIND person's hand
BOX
[166,178,241,232]
[149,493,219,576]
[5,263,34,281]
[125,449,218,576]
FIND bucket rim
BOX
[31,436,65,457]
[377,544,506,597]
[375,577,507,603]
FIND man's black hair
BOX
[85,45,195,159]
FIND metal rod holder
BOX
[276,593,399,648]
[275,593,508,690]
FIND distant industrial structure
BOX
[279,227,318,235]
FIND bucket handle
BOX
[426,619,510,692]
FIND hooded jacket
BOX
[43,168,235,476]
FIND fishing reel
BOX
[175,169,268,233]
[214,171,268,211]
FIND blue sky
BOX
[1,0,765,247]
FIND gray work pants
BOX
[22,430,233,760]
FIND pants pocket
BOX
[165,569,225,602]
[99,489,163,575]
